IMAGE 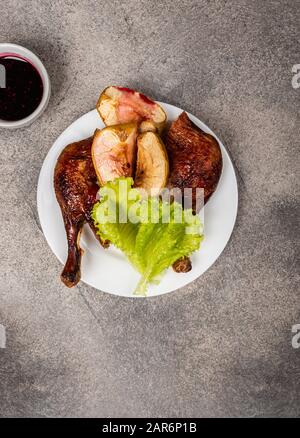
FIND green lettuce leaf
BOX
[92,177,203,296]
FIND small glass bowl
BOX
[0,43,51,129]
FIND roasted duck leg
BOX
[165,112,223,273]
[54,137,108,287]
[165,112,222,211]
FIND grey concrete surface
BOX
[0,0,299,418]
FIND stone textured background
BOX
[0,0,299,417]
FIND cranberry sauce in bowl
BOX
[0,44,50,128]
[0,54,43,121]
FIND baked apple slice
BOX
[92,123,138,185]
[134,131,169,195]
[97,86,167,133]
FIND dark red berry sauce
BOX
[139,92,155,105]
[0,54,43,121]
[116,86,155,105]
[116,86,135,94]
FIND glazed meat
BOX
[165,112,222,273]
[172,256,192,273]
[165,112,222,212]
[54,137,108,287]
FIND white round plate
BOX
[37,103,238,297]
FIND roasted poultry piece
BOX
[165,111,223,212]
[54,137,108,287]
[165,112,222,273]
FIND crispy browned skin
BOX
[165,112,222,273]
[54,137,108,287]
[172,256,192,273]
[165,112,222,211]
